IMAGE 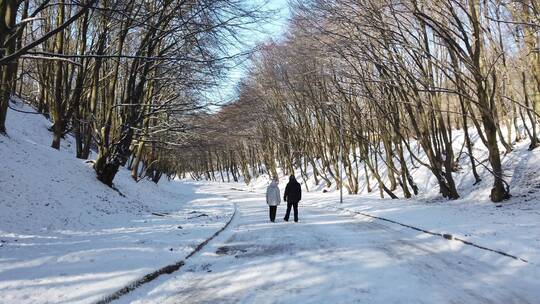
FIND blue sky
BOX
[258,0,291,41]
[205,0,291,108]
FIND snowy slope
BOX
[0,100,235,304]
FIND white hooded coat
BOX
[266,181,281,206]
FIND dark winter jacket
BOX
[284,175,302,204]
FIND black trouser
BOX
[269,206,277,222]
[284,202,299,222]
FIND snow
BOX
[311,193,540,262]
[0,101,234,303]
[115,184,540,303]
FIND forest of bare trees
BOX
[1,0,538,203]
[0,0,265,185]
[180,0,539,203]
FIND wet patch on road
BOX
[215,243,292,258]
[215,245,249,256]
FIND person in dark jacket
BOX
[283,175,302,222]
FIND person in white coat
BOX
[266,177,281,222]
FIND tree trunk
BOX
[0,0,19,135]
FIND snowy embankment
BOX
[236,131,540,265]
[0,101,235,304]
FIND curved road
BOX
[119,184,539,304]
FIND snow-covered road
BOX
[119,184,540,304]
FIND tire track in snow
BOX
[319,203,532,264]
[95,203,238,304]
